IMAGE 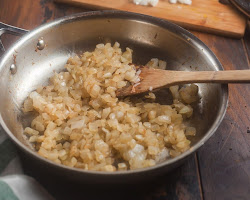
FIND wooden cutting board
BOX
[55,0,247,38]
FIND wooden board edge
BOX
[54,0,247,38]
[175,20,247,39]
[54,0,112,10]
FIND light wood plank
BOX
[55,0,247,38]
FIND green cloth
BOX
[0,139,17,173]
[0,180,19,200]
[0,128,53,200]
[0,136,18,200]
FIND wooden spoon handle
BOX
[173,70,250,84]
[116,69,250,97]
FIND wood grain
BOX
[243,21,250,66]
[0,0,203,199]
[192,31,250,200]
[55,0,247,38]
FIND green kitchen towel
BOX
[0,125,21,175]
[0,138,17,174]
[0,126,54,200]
[0,175,54,200]
[0,180,18,200]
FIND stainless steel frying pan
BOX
[0,11,228,183]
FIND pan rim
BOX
[0,10,228,176]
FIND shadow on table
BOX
[21,154,199,200]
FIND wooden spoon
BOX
[116,67,250,97]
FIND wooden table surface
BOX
[0,0,250,200]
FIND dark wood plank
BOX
[192,32,250,200]
[243,21,250,66]
[0,0,84,51]
[0,0,203,199]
